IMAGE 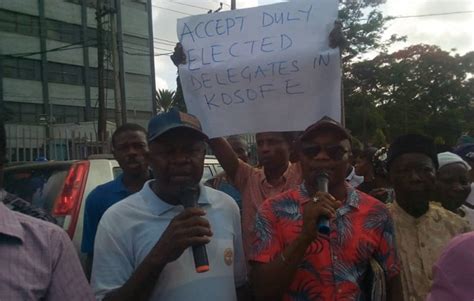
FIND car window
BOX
[4,166,69,213]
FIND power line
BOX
[389,10,474,20]
[152,5,193,16]
[162,0,212,11]
[154,41,176,48]
[154,37,177,44]
[1,41,97,59]
[154,39,176,46]
[123,50,172,56]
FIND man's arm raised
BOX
[208,138,240,182]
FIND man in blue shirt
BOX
[81,123,150,278]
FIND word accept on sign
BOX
[177,0,341,138]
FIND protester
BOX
[345,164,364,187]
[172,23,346,258]
[209,131,302,256]
[0,121,94,300]
[454,143,474,182]
[81,123,150,277]
[386,134,471,301]
[355,147,379,193]
[250,117,400,300]
[205,135,249,209]
[427,232,474,301]
[355,147,394,203]
[436,152,471,209]
[91,109,247,301]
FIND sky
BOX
[152,0,474,91]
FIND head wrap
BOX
[437,152,471,171]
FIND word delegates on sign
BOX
[177,0,341,138]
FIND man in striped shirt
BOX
[0,121,94,300]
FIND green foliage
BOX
[338,0,405,64]
[345,44,474,146]
[155,89,175,113]
[155,86,187,113]
[372,129,387,147]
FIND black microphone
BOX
[180,185,210,273]
[316,172,331,235]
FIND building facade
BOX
[0,0,156,161]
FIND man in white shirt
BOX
[91,109,247,301]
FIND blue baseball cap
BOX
[147,108,208,142]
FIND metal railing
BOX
[5,125,111,163]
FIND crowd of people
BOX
[1,108,473,300]
[1,19,473,301]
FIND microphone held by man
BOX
[314,172,331,235]
[180,184,210,273]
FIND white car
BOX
[4,156,222,261]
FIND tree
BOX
[338,0,405,65]
[154,88,187,113]
[155,89,175,113]
[346,44,474,146]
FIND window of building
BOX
[123,34,150,48]
[52,105,85,123]
[88,68,114,88]
[0,10,18,32]
[0,9,86,44]
[0,10,40,36]
[46,19,82,44]
[2,58,42,81]
[3,102,44,123]
[47,62,84,86]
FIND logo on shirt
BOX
[224,248,233,266]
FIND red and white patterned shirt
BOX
[250,184,400,300]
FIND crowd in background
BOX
[1,113,473,300]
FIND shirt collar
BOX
[260,163,293,186]
[111,173,131,193]
[141,180,211,216]
[299,182,360,210]
[0,201,25,242]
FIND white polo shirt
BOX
[91,180,247,301]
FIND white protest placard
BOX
[177,0,341,138]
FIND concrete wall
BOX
[0,32,40,59]
[45,0,82,25]
[1,0,154,127]
[0,0,38,16]
[3,78,44,104]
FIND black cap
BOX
[299,116,350,142]
[387,134,439,170]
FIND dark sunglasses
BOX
[301,144,348,161]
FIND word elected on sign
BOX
[177,0,341,138]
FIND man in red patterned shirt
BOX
[250,117,401,300]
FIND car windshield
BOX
[4,165,70,213]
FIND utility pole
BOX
[96,0,107,141]
[231,0,236,10]
[110,1,123,127]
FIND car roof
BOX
[4,161,78,171]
